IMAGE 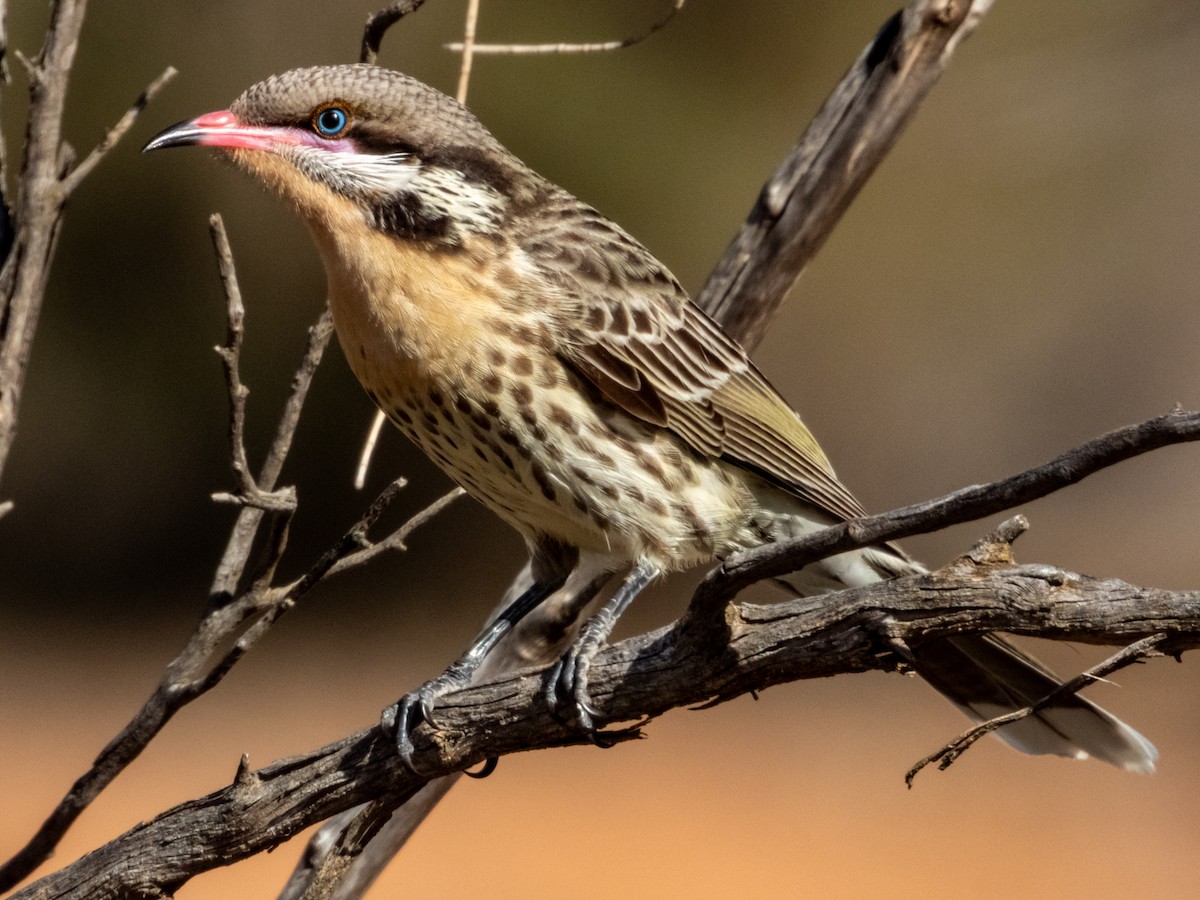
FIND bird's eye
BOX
[313,105,350,138]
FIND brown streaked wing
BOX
[520,194,869,523]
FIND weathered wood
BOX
[16,533,1199,898]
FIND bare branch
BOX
[324,486,464,578]
[194,479,412,700]
[454,0,481,103]
[905,634,1169,785]
[208,214,298,514]
[360,1,428,65]
[271,478,408,604]
[444,0,686,55]
[60,65,176,196]
[353,410,388,489]
[209,304,333,600]
[0,0,12,259]
[695,0,995,347]
[0,1,8,84]
[278,789,449,900]
[0,0,90,488]
[692,408,1200,625]
[14,521,1199,896]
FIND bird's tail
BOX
[785,544,1158,772]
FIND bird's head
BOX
[145,65,531,245]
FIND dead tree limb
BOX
[12,500,1198,898]
[696,0,995,346]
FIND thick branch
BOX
[16,544,1198,898]
[695,0,994,346]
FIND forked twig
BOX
[208,214,298,513]
[905,634,1169,786]
[60,65,176,196]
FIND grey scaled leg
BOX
[548,562,659,734]
[385,571,568,772]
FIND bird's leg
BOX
[384,572,567,771]
[548,562,659,734]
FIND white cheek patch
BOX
[290,145,422,196]
[409,165,506,234]
[284,142,507,240]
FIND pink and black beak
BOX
[143,111,283,153]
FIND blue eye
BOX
[314,106,349,137]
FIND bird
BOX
[145,64,1157,774]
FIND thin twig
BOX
[354,410,388,489]
[905,634,1169,786]
[195,480,414,702]
[454,0,481,104]
[60,65,176,196]
[360,0,428,65]
[0,0,12,266]
[209,304,334,599]
[209,214,297,513]
[444,0,685,54]
[692,408,1200,626]
[271,478,408,606]
[325,486,464,578]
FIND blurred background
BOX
[2,0,1199,896]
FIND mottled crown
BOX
[231,64,514,163]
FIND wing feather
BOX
[520,193,869,524]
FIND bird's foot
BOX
[381,663,472,773]
[546,625,607,737]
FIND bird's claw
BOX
[382,673,462,773]
[547,642,603,737]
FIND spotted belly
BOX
[358,341,759,570]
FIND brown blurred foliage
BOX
[2,1,1199,897]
